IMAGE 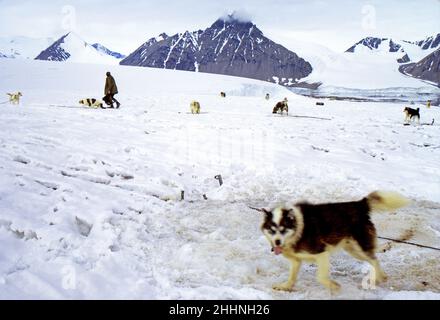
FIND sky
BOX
[0,0,439,54]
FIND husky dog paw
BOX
[376,273,388,284]
[272,282,294,292]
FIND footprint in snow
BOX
[13,155,31,164]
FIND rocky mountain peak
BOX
[120,17,312,86]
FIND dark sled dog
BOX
[260,191,409,292]
[272,98,289,115]
[403,107,420,124]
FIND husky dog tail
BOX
[366,191,410,212]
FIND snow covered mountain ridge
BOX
[346,34,440,63]
[400,47,440,86]
[2,25,438,89]
[120,14,313,87]
[35,32,125,65]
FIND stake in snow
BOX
[0,59,439,300]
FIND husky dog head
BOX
[261,207,303,255]
[7,92,22,97]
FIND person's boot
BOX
[113,98,121,109]
[109,103,115,109]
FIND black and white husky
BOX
[260,191,409,292]
[272,98,288,115]
[403,107,420,124]
[79,98,104,109]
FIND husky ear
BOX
[287,208,296,220]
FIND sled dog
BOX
[79,98,104,109]
[7,92,22,105]
[403,107,420,124]
[220,92,226,98]
[190,101,201,114]
[272,98,289,115]
[260,191,409,292]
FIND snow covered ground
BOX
[0,59,439,300]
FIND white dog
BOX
[190,101,201,114]
[7,92,22,105]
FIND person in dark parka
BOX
[104,72,120,108]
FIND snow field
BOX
[0,59,439,299]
